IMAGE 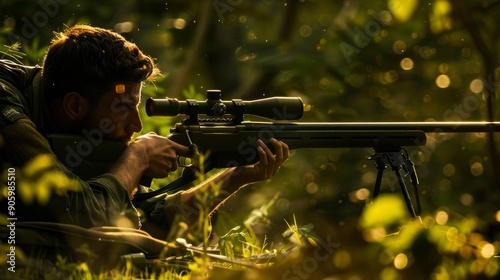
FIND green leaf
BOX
[360,194,408,228]
[388,0,418,22]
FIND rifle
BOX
[49,90,500,218]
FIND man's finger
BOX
[170,140,193,158]
[257,139,268,168]
[270,139,282,175]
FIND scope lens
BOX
[146,98,155,116]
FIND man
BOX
[0,24,289,238]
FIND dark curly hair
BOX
[42,24,159,101]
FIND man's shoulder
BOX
[0,59,42,92]
[0,59,42,78]
[0,60,44,133]
[0,59,40,69]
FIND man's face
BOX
[83,82,143,145]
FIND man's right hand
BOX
[110,132,191,196]
[128,132,192,178]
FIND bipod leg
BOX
[393,167,417,218]
[371,157,386,200]
[369,148,421,218]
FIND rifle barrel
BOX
[243,121,500,133]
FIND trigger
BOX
[188,143,199,157]
[178,144,199,168]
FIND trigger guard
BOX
[177,155,192,168]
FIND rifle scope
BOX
[146,90,304,120]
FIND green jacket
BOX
[0,59,183,236]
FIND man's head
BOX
[42,24,159,143]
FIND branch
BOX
[167,1,213,98]
[452,0,500,190]
[231,0,300,99]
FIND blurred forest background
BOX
[1,0,500,279]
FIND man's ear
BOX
[62,92,89,121]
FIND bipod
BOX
[369,147,421,218]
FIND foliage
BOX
[1,156,499,279]
[1,0,500,279]
[0,42,25,63]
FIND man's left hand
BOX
[234,138,290,184]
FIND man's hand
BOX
[233,138,290,184]
[110,132,191,196]
[128,132,192,178]
[179,137,290,220]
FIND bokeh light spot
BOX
[469,78,484,94]
[436,211,448,225]
[334,250,351,269]
[394,253,408,269]
[355,188,370,201]
[393,40,407,54]
[400,57,414,70]
[470,162,484,176]
[495,210,500,222]
[460,193,474,206]
[436,74,450,88]
[480,243,495,258]
[306,182,319,194]
[299,24,312,37]
[442,164,455,177]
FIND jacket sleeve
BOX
[0,119,140,229]
[1,118,53,166]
